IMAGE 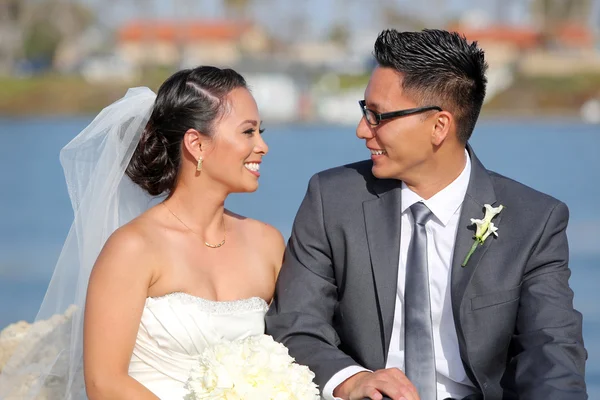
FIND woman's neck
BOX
[163,180,228,238]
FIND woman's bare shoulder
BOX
[228,211,283,245]
[229,211,285,271]
[95,206,167,273]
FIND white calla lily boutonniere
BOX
[462,204,504,267]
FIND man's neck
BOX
[404,149,467,200]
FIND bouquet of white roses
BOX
[184,334,320,400]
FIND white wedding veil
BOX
[0,87,160,399]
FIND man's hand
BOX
[333,369,420,400]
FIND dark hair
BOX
[373,29,488,143]
[126,66,247,196]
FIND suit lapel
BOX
[451,147,500,358]
[363,179,402,363]
[361,148,500,368]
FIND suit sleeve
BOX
[265,174,363,391]
[513,201,587,399]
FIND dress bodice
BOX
[128,292,268,399]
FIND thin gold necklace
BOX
[162,203,226,248]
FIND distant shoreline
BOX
[1,73,599,119]
[0,110,587,123]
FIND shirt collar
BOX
[401,150,471,226]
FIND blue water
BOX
[0,117,598,394]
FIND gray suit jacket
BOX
[265,148,587,400]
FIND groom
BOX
[265,29,587,400]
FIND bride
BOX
[0,66,285,399]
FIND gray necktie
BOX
[405,202,437,400]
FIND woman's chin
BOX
[246,181,259,192]
[232,180,259,194]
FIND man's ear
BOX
[431,111,452,146]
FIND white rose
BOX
[185,335,320,399]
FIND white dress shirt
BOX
[323,152,477,400]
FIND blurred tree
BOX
[0,0,38,74]
[2,0,96,71]
[531,0,592,25]
[0,0,20,74]
[133,0,156,77]
[23,20,61,62]
[531,0,593,48]
[328,24,350,48]
[377,0,427,31]
[223,0,251,19]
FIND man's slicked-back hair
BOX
[373,29,488,143]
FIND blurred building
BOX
[452,21,600,77]
[116,20,271,68]
[454,23,596,52]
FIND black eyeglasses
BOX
[359,100,442,126]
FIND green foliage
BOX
[23,21,61,61]
[336,74,370,90]
[483,72,600,115]
[328,24,350,47]
[223,0,250,18]
[527,73,600,93]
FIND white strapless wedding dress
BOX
[128,292,269,399]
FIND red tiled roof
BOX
[451,25,540,49]
[118,20,254,42]
[451,23,595,49]
[555,24,595,47]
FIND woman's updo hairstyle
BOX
[126,66,247,196]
